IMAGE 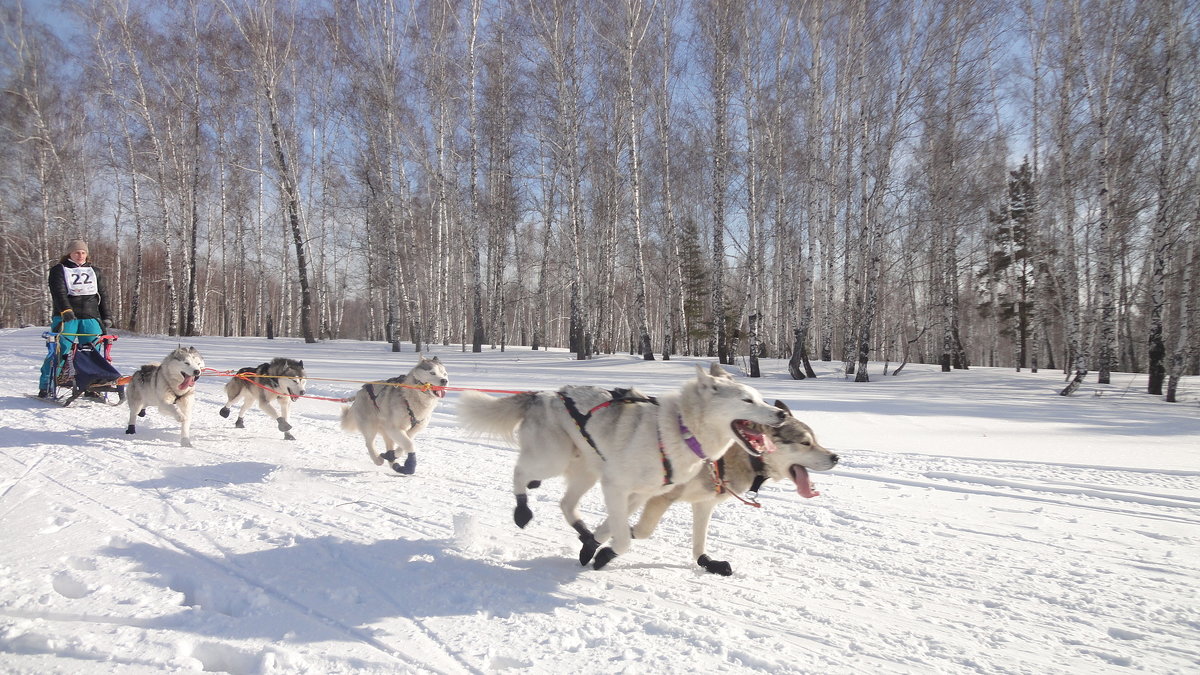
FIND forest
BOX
[1,0,1196,399]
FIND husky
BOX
[218,357,307,440]
[124,346,206,447]
[456,363,786,570]
[632,400,839,576]
[340,356,448,475]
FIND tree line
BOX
[1,0,1197,400]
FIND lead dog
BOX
[340,356,448,475]
[124,346,205,447]
[633,400,839,575]
[219,357,307,440]
[456,364,786,570]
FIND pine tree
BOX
[678,217,710,355]
[979,157,1037,369]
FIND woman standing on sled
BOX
[38,239,113,399]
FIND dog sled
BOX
[37,330,126,406]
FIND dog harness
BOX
[363,378,423,429]
[235,364,279,393]
[650,415,711,487]
[680,416,770,502]
[676,416,708,459]
[559,389,658,465]
[710,454,769,506]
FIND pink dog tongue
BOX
[790,465,820,498]
[179,375,196,390]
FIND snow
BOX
[1,327,1198,674]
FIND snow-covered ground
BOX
[1,327,1197,674]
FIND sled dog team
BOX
[122,346,445,476]
[122,347,837,574]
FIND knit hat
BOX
[65,239,89,256]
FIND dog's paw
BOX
[284,432,296,441]
[180,437,193,448]
[527,480,541,490]
[137,409,146,418]
[234,418,245,429]
[377,450,394,466]
[514,496,533,529]
[592,547,618,570]
[276,418,292,432]
[218,407,230,418]
[698,554,732,576]
[578,536,600,566]
[392,453,416,475]
[124,425,135,435]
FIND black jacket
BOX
[49,258,110,321]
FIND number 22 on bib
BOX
[65,267,98,296]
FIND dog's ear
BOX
[709,363,735,380]
[695,364,718,390]
[298,360,304,368]
[774,400,793,416]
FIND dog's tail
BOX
[456,390,537,442]
[339,396,357,432]
[224,375,246,399]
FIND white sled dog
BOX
[124,346,206,447]
[632,400,839,575]
[340,356,448,475]
[219,357,307,440]
[456,364,786,570]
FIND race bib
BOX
[64,266,98,296]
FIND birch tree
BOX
[467,0,484,353]
[1056,0,1089,396]
[1146,0,1185,396]
[621,0,655,360]
[788,0,824,380]
[529,0,589,359]
[697,0,737,364]
[1,3,83,319]
[221,0,316,343]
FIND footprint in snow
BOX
[51,571,91,599]
[39,515,71,535]
[1107,627,1145,641]
[181,641,261,675]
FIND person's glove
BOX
[60,309,75,322]
[103,318,113,330]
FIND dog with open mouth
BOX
[633,400,839,575]
[219,357,307,441]
[124,345,206,447]
[456,363,786,571]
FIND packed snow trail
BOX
[1,328,1197,674]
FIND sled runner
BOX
[37,331,125,406]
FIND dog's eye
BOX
[741,397,753,403]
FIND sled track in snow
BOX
[27,456,478,675]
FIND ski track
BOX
[1,444,470,674]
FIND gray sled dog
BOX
[219,357,307,440]
[456,364,786,570]
[340,356,448,475]
[632,400,839,575]
[124,346,206,447]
